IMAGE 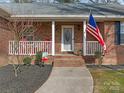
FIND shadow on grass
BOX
[87,64,124,75]
[87,64,124,70]
[0,64,53,93]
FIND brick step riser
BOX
[54,60,84,63]
[83,56,95,63]
[45,55,85,67]
[53,59,85,67]
[54,58,84,61]
[54,56,83,59]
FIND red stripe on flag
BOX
[86,25,101,41]
[87,25,100,37]
[87,29,101,41]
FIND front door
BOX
[61,26,74,52]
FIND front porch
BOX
[8,21,102,56]
[7,21,104,66]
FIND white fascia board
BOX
[11,15,86,17]
[11,15,124,18]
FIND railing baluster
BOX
[39,41,41,52]
[45,41,46,52]
[86,41,102,55]
[38,41,40,52]
[9,41,52,55]
[43,41,44,52]
[25,41,26,55]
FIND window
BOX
[120,22,124,44]
[22,27,34,41]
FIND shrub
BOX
[35,51,43,65]
[23,57,32,65]
[95,51,102,59]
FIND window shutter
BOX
[115,21,120,45]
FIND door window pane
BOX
[63,28,72,51]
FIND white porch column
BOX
[52,21,55,56]
[83,20,87,56]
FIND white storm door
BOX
[61,26,74,52]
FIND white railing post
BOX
[52,21,55,56]
[83,20,87,56]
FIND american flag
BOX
[86,13,106,51]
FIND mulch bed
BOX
[0,64,53,93]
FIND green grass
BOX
[90,69,124,93]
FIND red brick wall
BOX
[103,21,124,65]
[0,18,13,55]
[0,28,13,54]
[103,21,117,65]
[34,22,52,41]
[116,45,124,64]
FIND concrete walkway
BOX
[35,67,93,93]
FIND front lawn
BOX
[89,66,124,93]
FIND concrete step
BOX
[53,61,85,67]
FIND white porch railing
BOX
[86,41,103,55]
[9,41,52,55]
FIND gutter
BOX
[11,14,124,18]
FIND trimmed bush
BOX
[23,57,32,65]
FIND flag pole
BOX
[83,20,86,56]
[83,9,91,56]
[89,9,92,14]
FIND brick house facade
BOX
[0,3,124,66]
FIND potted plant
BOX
[75,49,83,56]
[35,51,44,67]
[94,51,103,67]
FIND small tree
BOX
[7,19,34,77]
[94,51,103,67]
